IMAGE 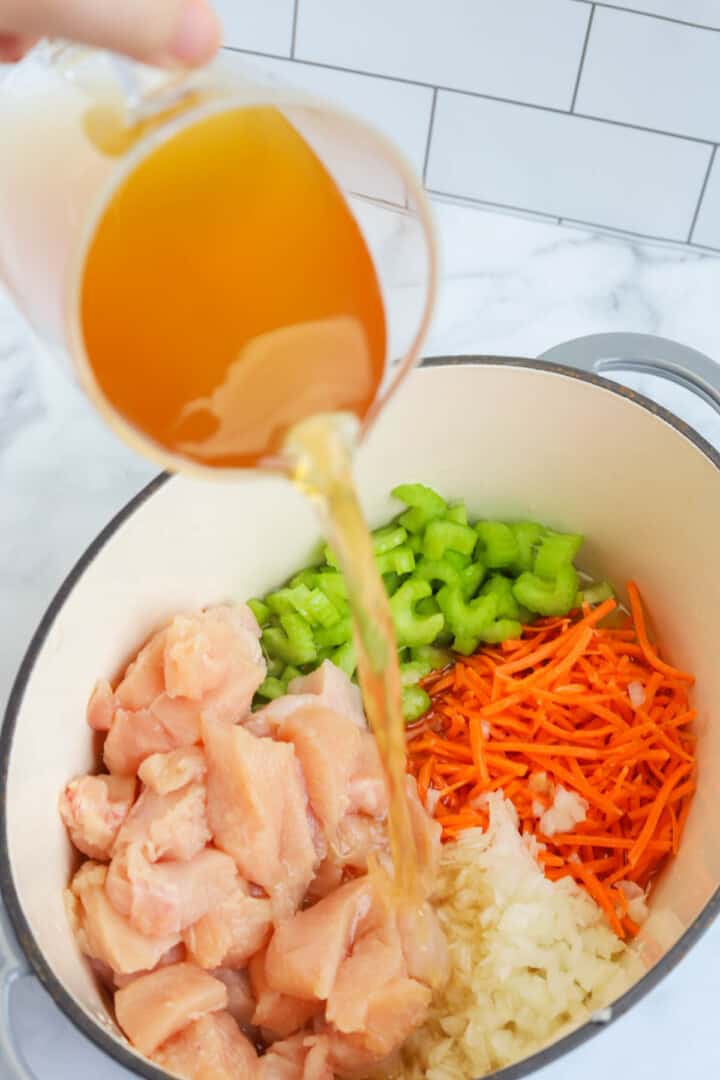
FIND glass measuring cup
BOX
[0,41,437,475]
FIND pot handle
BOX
[0,905,34,1078]
[537,332,720,415]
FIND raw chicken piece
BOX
[115,962,227,1056]
[288,663,365,728]
[347,734,388,819]
[163,606,265,718]
[59,775,136,860]
[258,1033,332,1080]
[273,705,361,842]
[153,1011,259,1080]
[211,969,257,1032]
[115,629,168,710]
[67,862,180,975]
[184,883,273,969]
[249,948,322,1040]
[113,781,210,862]
[106,845,238,937]
[203,718,317,920]
[253,661,365,738]
[264,878,376,1001]
[103,606,266,776]
[326,923,405,1034]
[113,943,187,989]
[86,679,115,732]
[138,747,207,794]
[308,816,388,902]
[103,707,179,777]
[396,901,450,990]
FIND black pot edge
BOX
[2,355,719,1080]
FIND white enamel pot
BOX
[2,332,720,1079]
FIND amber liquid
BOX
[80,106,386,469]
[80,104,422,903]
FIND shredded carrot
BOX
[407,582,696,940]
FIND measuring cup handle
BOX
[0,904,35,1079]
[538,332,720,416]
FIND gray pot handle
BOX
[0,905,34,1078]
[538,332,720,415]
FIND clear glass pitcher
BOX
[0,42,437,473]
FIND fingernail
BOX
[169,0,220,64]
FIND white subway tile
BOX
[221,51,434,174]
[592,0,720,30]
[690,152,720,247]
[576,8,720,142]
[295,0,590,109]
[213,0,295,56]
[426,91,711,239]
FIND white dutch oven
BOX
[1,333,720,1079]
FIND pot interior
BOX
[4,361,720,1075]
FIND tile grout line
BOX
[570,0,720,34]
[570,4,595,113]
[421,89,438,186]
[687,145,717,243]
[289,0,300,58]
[223,47,716,148]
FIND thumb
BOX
[0,0,221,67]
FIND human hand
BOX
[0,0,220,66]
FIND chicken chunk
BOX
[153,1011,259,1080]
[184,883,273,969]
[253,661,365,738]
[86,679,115,732]
[115,962,227,1056]
[258,1033,332,1080]
[138,747,207,794]
[264,878,376,1001]
[106,845,238,937]
[113,781,210,862]
[211,969,257,1032]
[59,775,136,861]
[203,718,317,920]
[249,948,322,1041]
[67,862,180,975]
[347,734,388,819]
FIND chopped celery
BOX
[391,483,447,533]
[282,665,302,683]
[323,545,340,569]
[372,524,408,554]
[446,501,468,525]
[289,568,321,590]
[509,521,544,572]
[411,644,452,669]
[315,616,352,648]
[400,659,433,686]
[383,572,401,596]
[265,655,285,678]
[423,520,477,560]
[262,612,317,666]
[390,580,445,647]
[480,574,522,619]
[267,584,339,628]
[256,676,287,701]
[436,586,496,655]
[407,533,424,555]
[513,564,579,616]
[475,522,519,569]
[534,532,584,578]
[402,685,431,723]
[416,595,441,616]
[460,562,486,599]
[479,618,522,644]
[375,544,416,576]
[315,572,348,609]
[248,598,270,626]
[444,551,471,573]
[332,640,357,678]
[581,580,614,605]
[413,558,461,590]
[265,588,297,615]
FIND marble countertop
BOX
[2,202,720,1078]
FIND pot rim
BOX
[2,355,719,1080]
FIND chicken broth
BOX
[79,104,386,470]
